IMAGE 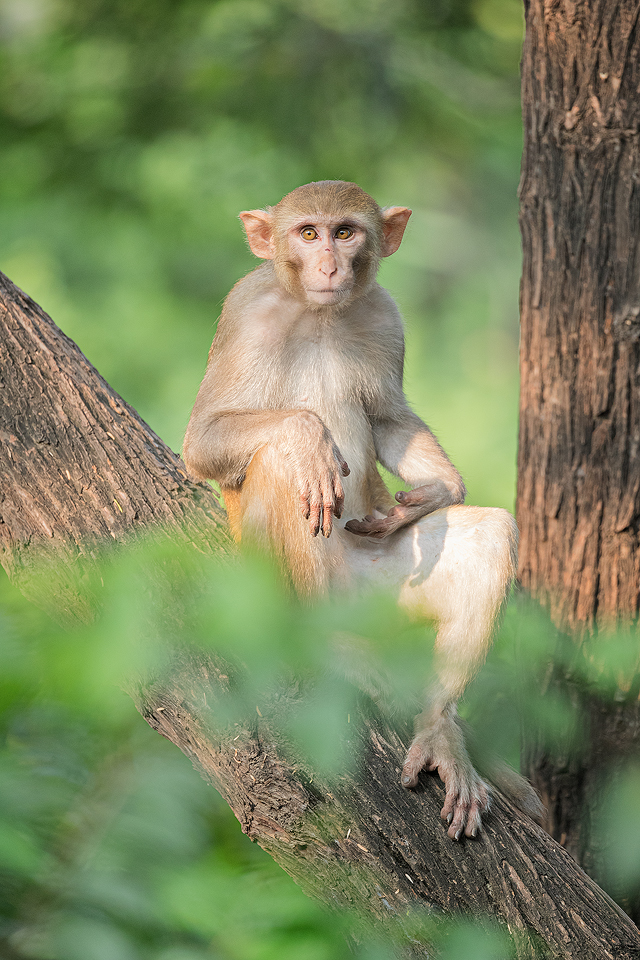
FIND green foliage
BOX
[1,0,523,506]
[2,538,640,958]
[0,544,466,958]
[0,552,360,960]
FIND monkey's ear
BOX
[381,207,412,257]
[239,210,275,259]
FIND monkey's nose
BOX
[319,259,338,278]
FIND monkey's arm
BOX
[345,410,465,539]
[183,405,350,539]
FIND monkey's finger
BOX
[345,516,399,539]
[446,802,470,842]
[300,486,311,520]
[321,489,334,538]
[463,802,483,839]
[308,489,323,536]
[440,790,458,824]
[345,517,383,534]
[332,478,345,518]
[310,509,322,537]
[400,744,429,789]
[345,518,377,536]
[334,449,350,477]
[396,487,428,506]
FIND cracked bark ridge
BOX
[518,0,640,916]
[0,269,231,614]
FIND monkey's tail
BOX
[484,758,546,825]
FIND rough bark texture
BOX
[1,271,639,955]
[0,270,232,616]
[518,0,640,913]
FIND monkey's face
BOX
[239,183,411,311]
[280,216,373,307]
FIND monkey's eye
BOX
[335,226,353,240]
[300,227,318,241]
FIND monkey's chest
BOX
[277,352,382,518]
[282,335,375,401]
[280,348,370,435]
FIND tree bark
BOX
[2,272,640,955]
[518,0,640,915]
[0,270,231,618]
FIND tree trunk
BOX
[2,272,640,955]
[518,0,640,916]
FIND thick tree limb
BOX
[1,270,638,958]
[0,271,231,616]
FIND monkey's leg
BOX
[392,506,518,838]
[402,659,544,837]
[401,646,491,841]
[222,447,347,599]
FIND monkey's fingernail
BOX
[471,828,478,838]
[454,828,462,841]
[401,775,412,786]
[446,813,453,824]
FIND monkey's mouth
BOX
[306,287,350,300]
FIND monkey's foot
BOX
[345,504,418,539]
[401,738,490,840]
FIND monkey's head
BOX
[239,181,411,308]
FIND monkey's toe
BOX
[442,796,484,840]
[441,773,490,840]
[401,743,432,789]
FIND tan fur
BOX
[184,181,541,839]
[221,487,243,541]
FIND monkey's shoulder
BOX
[220,263,280,317]
[215,264,303,345]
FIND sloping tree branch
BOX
[0,272,231,617]
[1,271,639,959]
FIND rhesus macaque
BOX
[184,180,541,840]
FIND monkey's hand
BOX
[401,716,490,840]
[290,414,350,538]
[345,481,452,539]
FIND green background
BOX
[0,0,524,508]
[4,2,639,958]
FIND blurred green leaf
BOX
[595,766,640,897]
